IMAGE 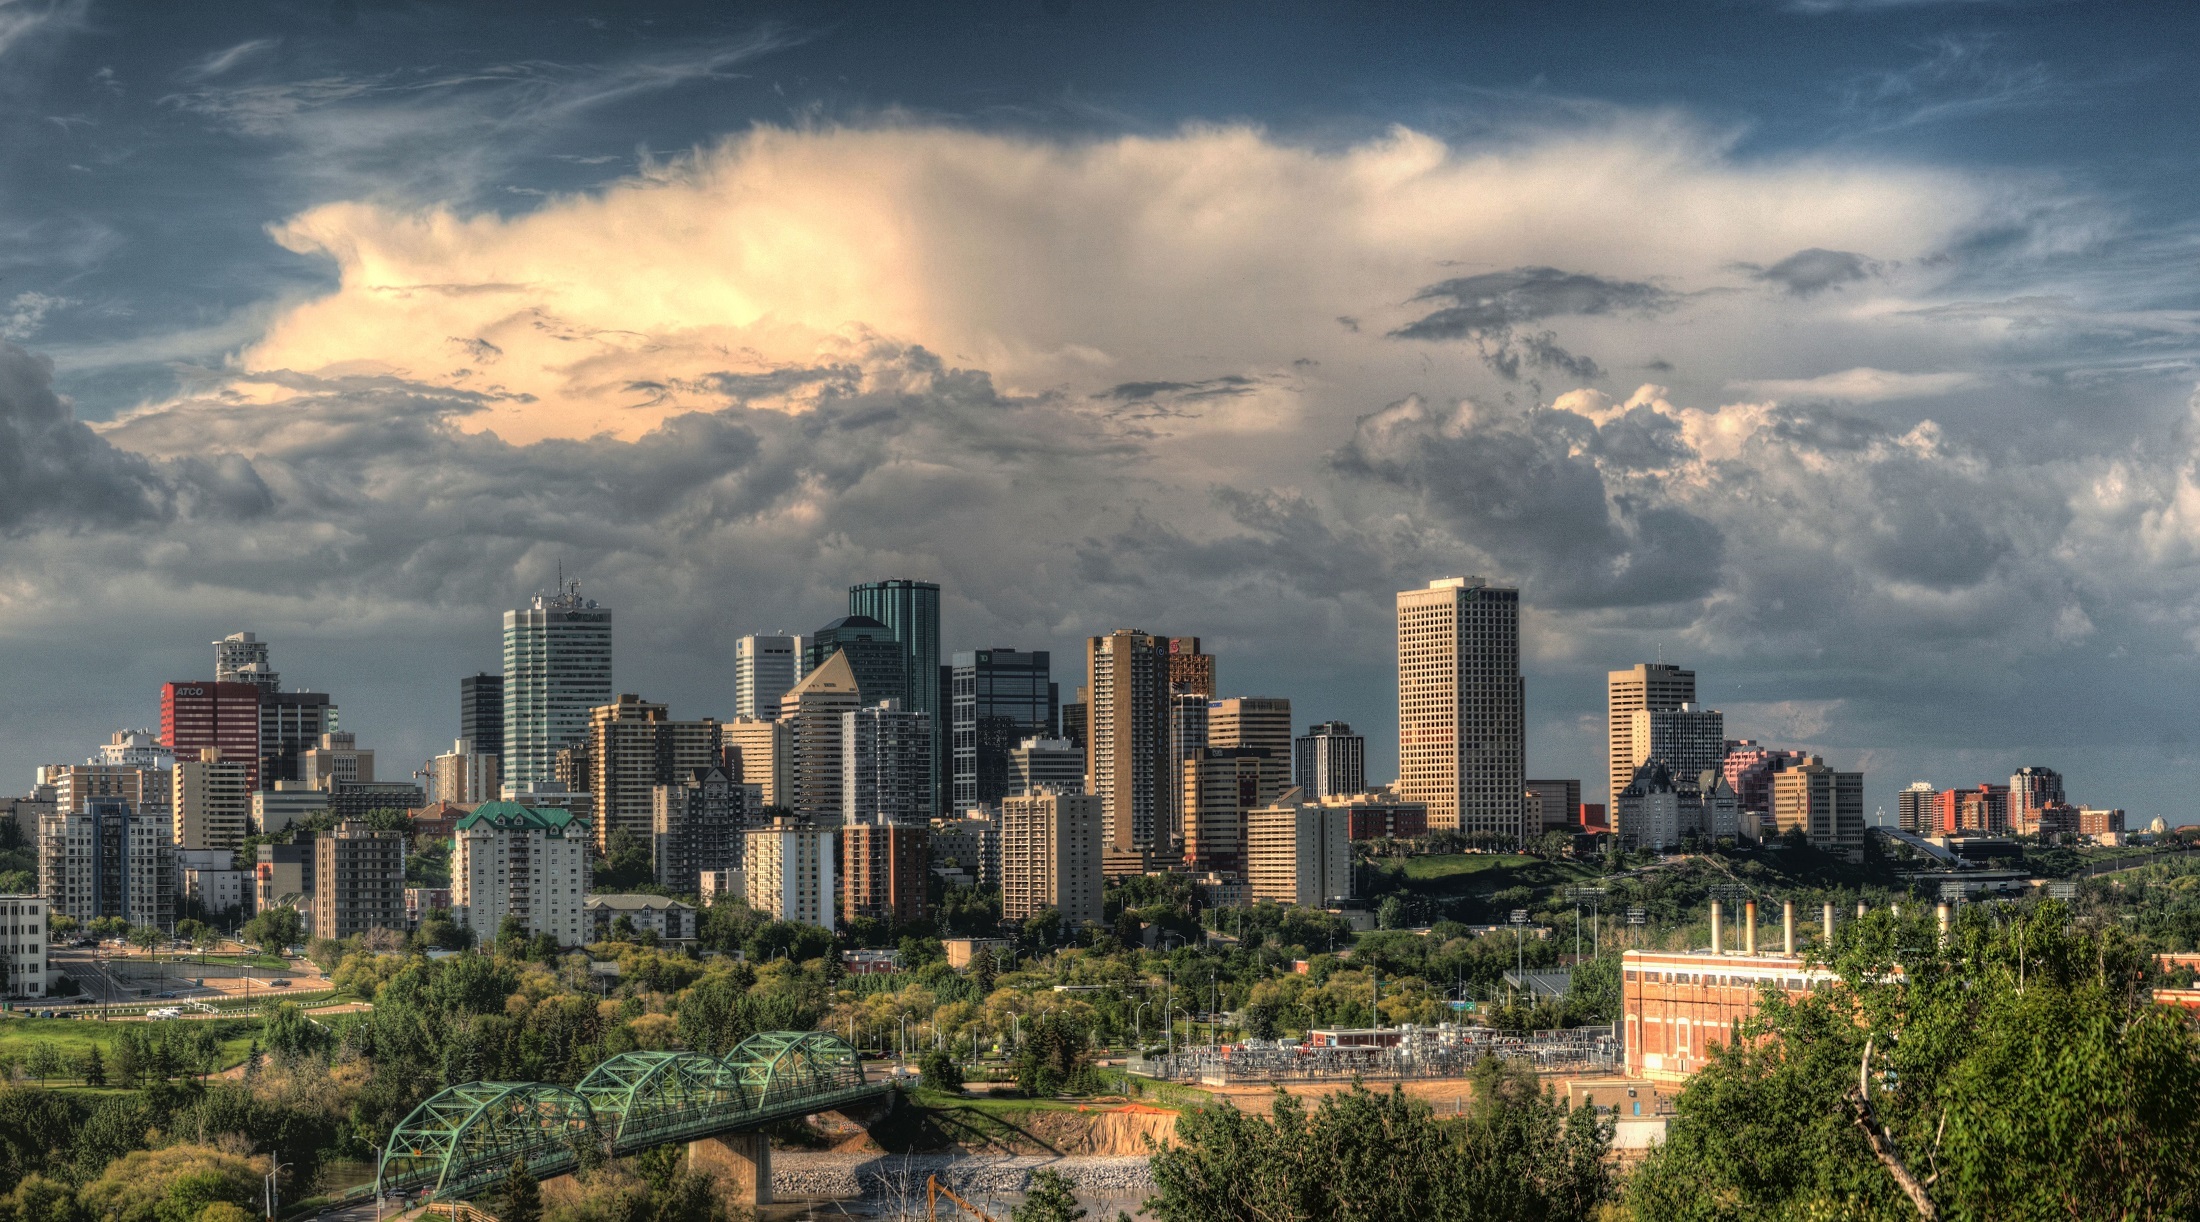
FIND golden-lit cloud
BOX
[241,120,1988,441]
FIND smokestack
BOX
[1824,902,1835,943]
[1936,902,1951,942]
[1783,900,1795,956]
[1744,899,1758,955]
[1710,900,1723,954]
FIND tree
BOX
[78,1045,105,1087]
[497,915,527,949]
[495,1158,541,1222]
[1376,896,1406,931]
[1147,1078,1610,1222]
[970,946,999,995]
[128,924,162,953]
[23,1044,63,1085]
[1013,1169,1086,1222]
[920,1049,963,1093]
[241,906,303,952]
[1627,902,2200,1220]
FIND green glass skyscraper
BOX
[847,579,942,813]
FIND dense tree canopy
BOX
[1628,902,2200,1221]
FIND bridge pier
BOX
[690,1132,771,1207]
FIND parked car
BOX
[155,992,176,999]
[268,979,291,988]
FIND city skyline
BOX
[3,5,2199,824]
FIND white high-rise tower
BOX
[502,581,612,793]
[734,634,807,721]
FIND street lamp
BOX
[263,1161,292,1222]
[1135,1001,1152,1048]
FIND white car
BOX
[146,1007,182,1019]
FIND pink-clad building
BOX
[1722,741,1805,816]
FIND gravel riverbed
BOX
[772,1152,1153,1200]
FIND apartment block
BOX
[40,799,174,930]
[1000,790,1103,926]
[724,717,791,807]
[840,822,928,924]
[452,801,591,947]
[745,816,837,930]
[585,694,723,853]
[172,748,252,852]
[312,822,407,940]
[1246,796,1353,908]
[0,896,45,997]
[651,767,748,895]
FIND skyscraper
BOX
[780,652,864,823]
[1168,637,1215,698]
[259,691,336,790]
[2009,766,2065,835]
[1608,663,1695,806]
[172,749,251,852]
[806,616,908,708]
[847,580,944,813]
[1523,778,1583,835]
[1633,704,1726,789]
[734,634,807,721]
[502,582,613,794]
[1086,629,1170,866]
[161,682,263,792]
[1773,757,1866,849]
[843,701,931,826]
[949,649,1057,815]
[1896,781,1936,833]
[1209,697,1293,759]
[214,632,280,692]
[1181,747,1290,870]
[1294,722,1366,801]
[1396,577,1524,839]
[584,694,723,853]
[651,767,746,896]
[460,673,503,758]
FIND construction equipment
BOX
[927,1174,1002,1222]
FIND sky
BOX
[4,0,2200,823]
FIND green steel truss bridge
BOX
[372,1031,884,1203]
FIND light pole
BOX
[1135,1002,1151,1047]
[264,1161,292,1222]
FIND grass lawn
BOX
[0,1014,264,1074]
[1374,853,1600,901]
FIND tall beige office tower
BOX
[1608,663,1695,805]
[1085,630,1169,863]
[1396,577,1524,838]
[780,652,863,823]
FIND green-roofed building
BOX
[452,799,592,948]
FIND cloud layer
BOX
[4,117,2196,818]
